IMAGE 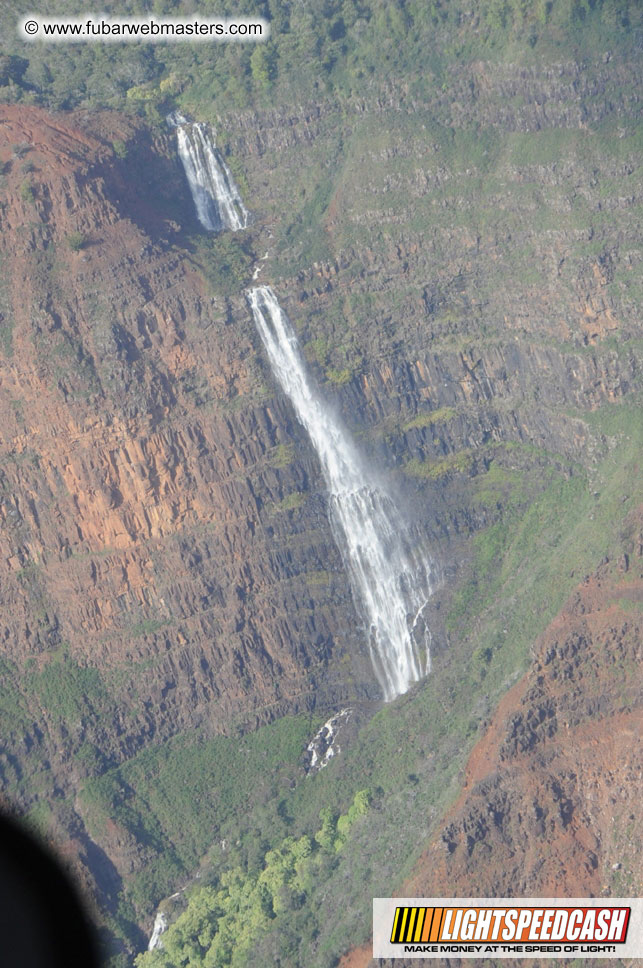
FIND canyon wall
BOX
[0,38,640,961]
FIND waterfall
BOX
[147,911,167,951]
[170,114,249,233]
[248,286,434,701]
[168,109,434,699]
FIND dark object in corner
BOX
[0,812,100,968]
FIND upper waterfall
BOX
[170,114,249,233]
[248,286,435,701]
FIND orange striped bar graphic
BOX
[392,907,444,944]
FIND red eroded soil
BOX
[340,516,643,967]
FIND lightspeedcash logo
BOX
[373,898,643,959]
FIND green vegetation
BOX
[271,491,306,513]
[24,649,107,723]
[135,791,370,968]
[129,619,172,638]
[79,715,320,922]
[0,0,639,117]
[405,450,474,480]
[23,801,54,839]
[0,658,32,740]
[616,596,643,613]
[403,407,457,431]
[474,462,526,509]
[305,570,332,587]
[269,443,295,469]
[193,233,255,297]
[19,179,34,202]
[449,398,643,650]
[325,366,353,386]
[66,231,87,252]
[0,274,14,357]
[305,337,329,367]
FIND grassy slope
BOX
[243,398,643,967]
[87,397,641,967]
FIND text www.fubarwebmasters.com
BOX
[19,15,269,42]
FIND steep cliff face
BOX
[340,513,642,968]
[409,534,643,902]
[0,105,383,915]
[0,37,641,964]
[0,105,369,742]
[208,53,641,576]
[198,48,640,968]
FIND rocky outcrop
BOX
[409,543,643,901]
[0,107,376,812]
[340,512,643,968]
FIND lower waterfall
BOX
[248,285,434,701]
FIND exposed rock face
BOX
[0,43,641,954]
[340,516,643,968]
[408,543,643,900]
[0,106,375,841]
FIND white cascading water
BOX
[147,912,167,951]
[248,286,434,701]
[172,113,435,700]
[170,113,249,233]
